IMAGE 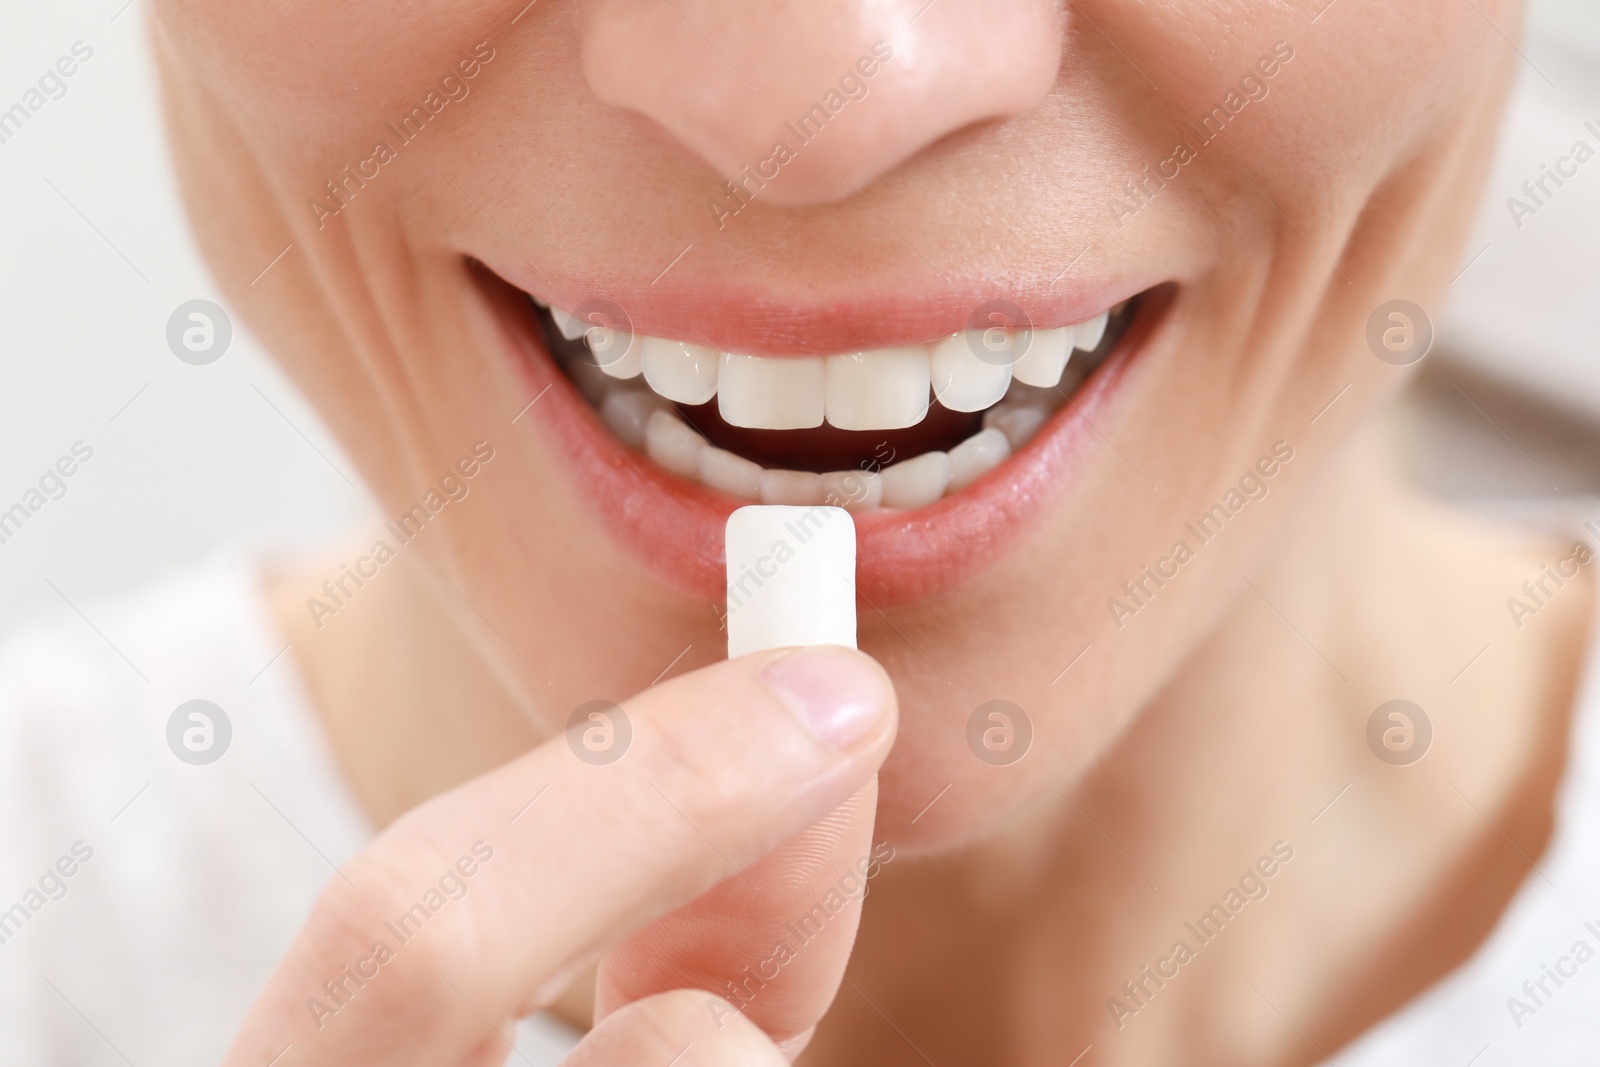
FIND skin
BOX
[143,0,1592,1063]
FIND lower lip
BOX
[479,266,1166,607]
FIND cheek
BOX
[1073,0,1496,201]
[150,0,526,173]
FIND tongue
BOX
[675,398,983,473]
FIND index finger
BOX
[224,644,896,1067]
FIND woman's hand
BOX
[223,645,898,1066]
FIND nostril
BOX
[580,0,1064,206]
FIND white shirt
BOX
[0,556,577,1065]
[1,555,1598,1064]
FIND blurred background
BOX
[0,0,1597,640]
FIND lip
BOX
[513,276,1159,356]
[476,261,1171,607]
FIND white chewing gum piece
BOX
[725,505,857,658]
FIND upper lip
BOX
[511,274,1161,356]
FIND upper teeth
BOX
[718,352,826,429]
[551,308,1110,432]
[642,337,719,405]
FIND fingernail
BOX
[761,646,891,750]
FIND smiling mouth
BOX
[476,258,1165,604]
[531,297,1138,510]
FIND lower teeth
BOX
[566,361,1081,510]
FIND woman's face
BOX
[150,0,1512,845]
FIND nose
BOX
[579,0,1064,206]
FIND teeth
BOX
[947,427,1011,491]
[930,333,1012,412]
[718,353,826,430]
[1010,326,1073,389]
[880,451,951,509]
[983,401,1051,451]
[642,337,720,405]
[619,396,1033,509]
[644,410,707,479]
[601,389,668,450]
[821,469,882,511]
[558,310,1113,430]
[824,347,931,431]
[699,447,762,500]
[1074,311,1108,352]
[551,307,589,342]
[555,300,1126,508]
[760,469,824,505]
[591,328,643,379]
